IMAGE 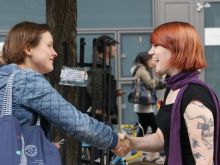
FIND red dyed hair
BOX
[150,22,207,71]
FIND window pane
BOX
[204,2,220,98]
[0,0,46,29]
[120,33,151,77]
[205,2,220,27]
[77,0,153,28]
[121,83,138,123]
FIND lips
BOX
[153,58,159,62]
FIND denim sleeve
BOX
[13,70,118,150]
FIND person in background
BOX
[0,21,130,157]
[130,51,165,164]
[131,51,162,136]
[124,21,220,165]
[86,35,123,162]
[96,35,118,65]
[92,35,120,123]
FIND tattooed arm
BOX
[184,100,214,165]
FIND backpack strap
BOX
[1,71,18,116]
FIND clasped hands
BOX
[111,133,132,157]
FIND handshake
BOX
[111,132,132,157]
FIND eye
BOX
[154,44,160,47]
[48,44,53,48]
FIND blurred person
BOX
[130,51,165,164]
[92,35,119,123]
[130,51,164,136]
[96,35,118,65]
[124,21,220,165]
[86,35,121,161]
[0,21,130,158]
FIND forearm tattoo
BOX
[185,104,214,150]
[193,152,203,159]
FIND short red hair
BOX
[150,22,207,71]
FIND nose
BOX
[52,48,58,57]
[148,46,154,56]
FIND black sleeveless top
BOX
[156,84,216,165]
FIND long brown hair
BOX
[2,21,50,64]
[150,21,207,71]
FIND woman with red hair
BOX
[126,22,220,165]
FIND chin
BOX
[155,70,165,77]
[155,68,161,74]
[48,67,54,73]
[42,67,53,74]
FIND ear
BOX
[24,46,32,56]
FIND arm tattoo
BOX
[193,152,203,159]
[192,137,200,148]
[185,110,214,150]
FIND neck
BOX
[17,62,30,70]
[17,61,38,73]
[165,70,200,90]
[168,68,181,77]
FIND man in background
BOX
[92,35,119,123]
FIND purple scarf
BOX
[165,71,220,165]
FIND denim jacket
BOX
[0,64,117,150]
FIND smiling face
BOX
[23,32,57,74]
[3,22,58,74]
[149,22,207,73]
[148,45,177,76]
